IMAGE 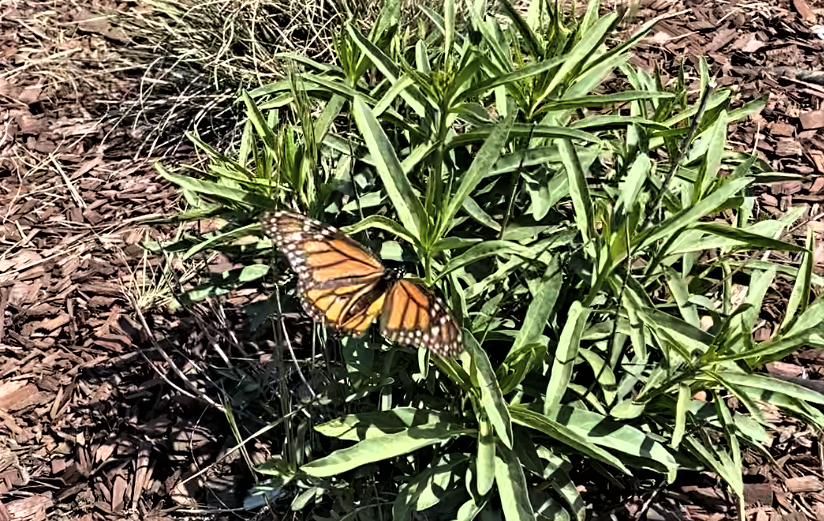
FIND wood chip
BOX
[787,476,823,493]
[770,122,796,137]
[744,482,774,506]
[792,0,818,23]
[800,109,824,130]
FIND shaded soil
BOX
[1,0,824,519]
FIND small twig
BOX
[51,156,86,209]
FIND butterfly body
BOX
[262,211,463,358]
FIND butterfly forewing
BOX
[380,280,463,358]
[262,211,386,333]
[262,211,385,287]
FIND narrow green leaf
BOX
[340,214,419,247]
[692,110,727,203]
[467,335,513,449]
[671,383,690,449]
[156,167,273,209]
[543,91,674,112]
[464,55,568,99]
[536,13,618,105]
[315,407,458,441]
[558,139,595,242]
[301,424,471,477]
[551,405,677,482]
[787,293,824,337]
[779,227,813,334]
[495,444,537,521]
[436,241,529,282]
[691,223,806,253]
[712,372,824,406]
[577,348,617,407]
[683,435,743,496]
[476,416,495,496]
[183,223,259,260]
[509,405,631,474]
[713,326,824,364]
[346,25,426,116]
[508,257,561,358]
[447,124,597,150]
[442,104,515,235]
[617,153,650,216]
[352,96,425,238]
[636,177,752,251]
[241,91,276,151]
[392,455,468,519]
[544,302,589,415]
[462,197,502,232]
[637,307,714,354]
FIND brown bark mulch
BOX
[2,0,824,519]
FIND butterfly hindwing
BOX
[380,279,463,358]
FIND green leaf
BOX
[467,335,513,449]
[683,435,743,496]
[465,55,568,99]
[786,293,824,338]
[392,455,468,519]
[436,241,529,282]
[551,405,677,482]
[691,223,806,253]
[441,104,515,236]
[156,167,273,209]
[183,223,260,260]
[543,91,674,112]
[447,125,598,150]
[617,152,650,216]
[352,95,426,239]
[476,416,496,496]
[692,111,727,203]
[636,177,752,251]
[779,226,813,334]
[301,424,472,477]
[340,214,420,247]
[495,444,536,521]
[711,372,824,406]
[545,302,589,415]
[558,139,595,243]
[536,13,618,105]
[241,91,276,152]
[637,307,714,355]
[498,342,548,396]
[346,24,426,116]
[509,405,631,475]
[507,257,561,358]
[315,407,459,441]
[671,383,690,449]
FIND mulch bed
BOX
[1,0,824,519]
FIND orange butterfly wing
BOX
[262,211,386,334]
[380,279,463,358]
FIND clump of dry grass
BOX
[114,0,345,88]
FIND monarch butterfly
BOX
[261,210,464,358]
